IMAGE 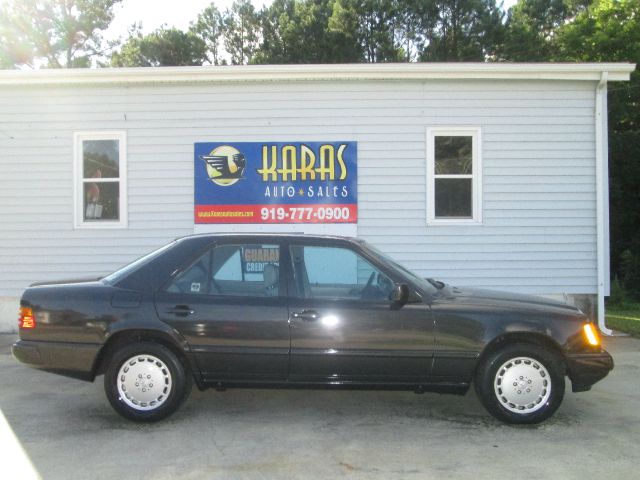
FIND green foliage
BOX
[327,0,365,60]
[392,0,434,61]
[223,0,260,65]
[191,4,225,65]
[419,0,505,61]
[554,0,640,64]
[606,316,640,337]
[0,5,30,67]
[619,247,640,299]
[255,0,299,64]
[0,0,121,68]
[607,277,626,306]
[606,301,640,337]
[255,0,361,64]
[111,26,207,67]
[502,0,573,61]
[609,130,640,293]
[554,0,640,135]
[332,0,403,62]
[325,0,506,63]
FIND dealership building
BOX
[0,63,634,333]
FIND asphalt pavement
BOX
[0,334,638,480]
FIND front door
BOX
[287,242,434,384]
[155,240,289,382]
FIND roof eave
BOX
[0,63,634,86]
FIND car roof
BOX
[176,232,364,244]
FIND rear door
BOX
[155,239,290,382]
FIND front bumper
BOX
[12,339,102,381]
[566,350,614,392]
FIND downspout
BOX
[595,71,613,335]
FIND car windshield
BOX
[103,241,176,285]
[362,242,440,294]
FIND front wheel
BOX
[474,343,565,424]
[104,342,192,422]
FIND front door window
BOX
[290,245,393,301]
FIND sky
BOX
[103,0,519,42]
[103,0,268,42]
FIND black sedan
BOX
[12,234,613,424]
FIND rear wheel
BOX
[474,343,565,424]
[104,342,192,422]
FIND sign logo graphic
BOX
[200,145,246,186]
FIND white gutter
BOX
[595,71,612,335]
[0,62,635,86]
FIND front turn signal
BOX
[583,323,600,346]
[19,307,35,329]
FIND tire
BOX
[104,342,192,422]
[474,343,565,424]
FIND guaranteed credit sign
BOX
[194,142,357,224]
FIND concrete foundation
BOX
[0,297,18,333]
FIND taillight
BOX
[583,323,600,346]
[19,307,35,329]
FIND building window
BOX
[426,127,482,224]
[73,132,127,228]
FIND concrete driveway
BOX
[0,334,638,480]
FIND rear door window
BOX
[167,243,281,297]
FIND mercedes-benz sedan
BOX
[12,234,613,424]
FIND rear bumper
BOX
[12,339,102,381]
[566,350,614,392]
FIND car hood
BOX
[445,286,580,312]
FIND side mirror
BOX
[390,283,409,307]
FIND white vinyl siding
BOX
[0,79,597,298]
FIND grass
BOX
[606,301,640,337]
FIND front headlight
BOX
[583,323,601,346]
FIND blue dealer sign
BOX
[194,141,357,224]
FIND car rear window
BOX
[103,241,176,285]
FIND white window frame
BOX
[426,127,482,225]
[73,131,128,229]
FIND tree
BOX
[111,26,207,67]
[330,0,403,63]
[419,0,505,61]
[0,0,121,68]
[0,5,31,67]
[191,3,225,65]
[502,0,569,61]
[554,0,639,69]
[327,0,365,61]
[327,0,505,63]
[255,0,361,64]
[254,0,296,63]
[501,0,590,61]
[223,0,260,65]
[393,0,437,61]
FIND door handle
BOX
[166,305,194,317]
[291,310,319,321]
